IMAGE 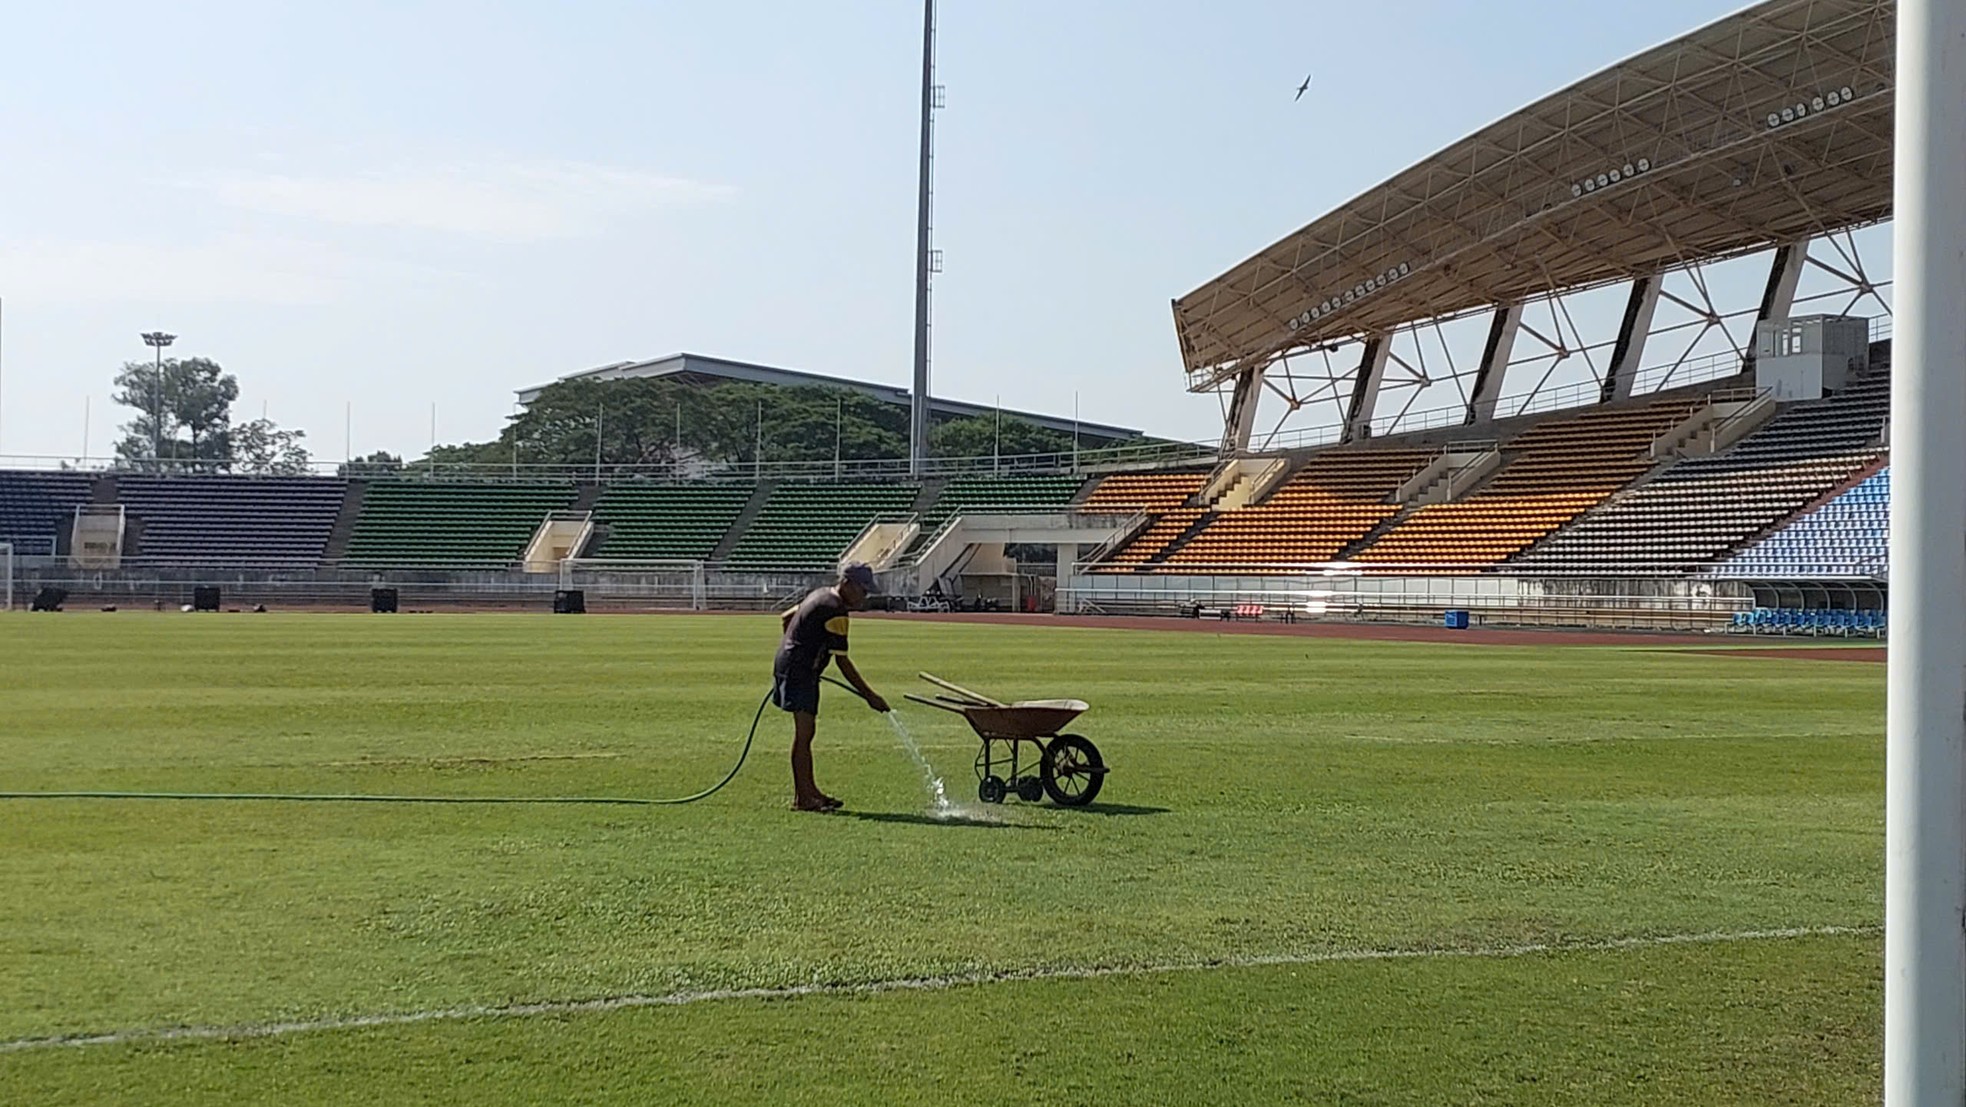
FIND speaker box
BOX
[192,586,222,612]
[370,587,399,614]
[553,589,586,615]
[29,586,67,612]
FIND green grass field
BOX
[0,614,1882,1104]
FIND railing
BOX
[1062,569,1756,631]
[0,438,1219,483]
[1255,314,1900,451]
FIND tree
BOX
[339,451,403,478]
[112,357,239,469]
[229,419,312,476]
[931,412,1079,460]
[410,376,1133,474]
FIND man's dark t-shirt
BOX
[775,587,851,677]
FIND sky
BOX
[0,0,1775,463]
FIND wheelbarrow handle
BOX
[916,672,1005,707]
[902,692,969,714]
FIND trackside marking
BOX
[0,924,1876,1055]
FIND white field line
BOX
[0,924,1876,1056]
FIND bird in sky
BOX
[1294,73,1314,101]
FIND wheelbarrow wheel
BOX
[978,775,1007,804]
[1015,776,1045,803]
[1041,734,1104,807]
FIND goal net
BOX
[557,558,708,611]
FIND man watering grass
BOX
[774,562,890,812]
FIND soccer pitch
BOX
[0,614,1882,1104]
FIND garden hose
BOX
[0,689,775,807]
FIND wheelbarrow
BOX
[903,673,1107,806]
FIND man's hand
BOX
[865,692,891,714]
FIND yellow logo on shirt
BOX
[824,616,850,636]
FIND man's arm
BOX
[832,655,890,713]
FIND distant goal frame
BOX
[0,542,11,612]
[556,558,709,612]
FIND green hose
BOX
[0,689,774,807]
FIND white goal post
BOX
[0,543,11,613]
[556,558,708,611]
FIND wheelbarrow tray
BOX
[954,700,1088,740]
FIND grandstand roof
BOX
[516,353,1142,445]
[1174,0,1894,391]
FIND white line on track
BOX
[1,924,1875,1055]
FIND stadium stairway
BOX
[911,480,945,516]
[1137,511,1220,565]
[710,482,776,562]
[589,482,756,561]
[323,481,367,562]
[1082,471,1217,568]
[1332,449,1509,561]
[723,481,923,569]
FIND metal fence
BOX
[0,437,1218,483]
[1063,567,1760,632]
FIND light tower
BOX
[908,0,942,475]
[140,331,177,464]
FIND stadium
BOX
[0,0,1952,1101]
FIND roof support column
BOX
[1343,334,1392,442]
[1744,238,1809,376]
[1465,303,1522,426]
[1221,366,1266,454]
[1759,237,1809,323]
[1601,275,1663,403]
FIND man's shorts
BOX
[771,663,821,715]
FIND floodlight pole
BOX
[140,331,176,466]
[908,0,937,476]
[1885,1,1966,1103]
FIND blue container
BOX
[1444,609,1471,630]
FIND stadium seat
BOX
[1714,466,1890,580]
[119,475,347,568]
[0,471,94,557]
[591,483,754,560]
[1161,448,1437,569]
[1356,398,1702,567]
[342,481,578,570]
[724,482,920,569]
[1514,353,1891,575]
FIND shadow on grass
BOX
[1062,803,1172,817]
[839,810,1055,830]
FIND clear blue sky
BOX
[0,0,1754,461]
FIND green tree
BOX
[413,376,1128,474]
[230,418,313,476]
[339,451,403,478]
[931,413,1078,460]
[113,357,240,469]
